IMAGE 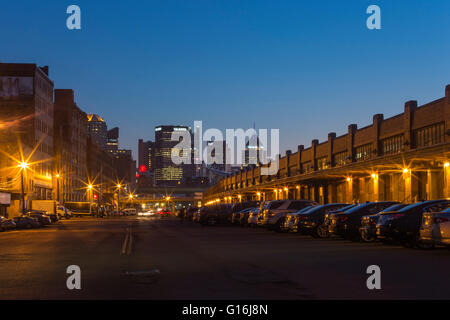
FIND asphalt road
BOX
[1,215,450,300]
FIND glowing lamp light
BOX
[56,174,60,178]
[88,184,93,190]
[284,187,288,191]
[444,162,449,168]
[403,168,409,174]
[346,177,351,182]
[18,161,29,170]
[371,173,377,179]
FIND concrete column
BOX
[372,114,384,156]
[404,101,417,151]
[328,132,336,167]
[328,183,337,203]
[297,145,304,174]
[312,140,319,171]
[428,170,444,200]
[347,124,357,162]
[445,165,450,199]
[445,85,450,144]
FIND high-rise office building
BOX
[87,114,107,149]
[106,127,119,157]
[138,139,154,172]
[154,125,193,186]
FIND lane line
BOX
[126,225,133,255]
[121,225,130,255]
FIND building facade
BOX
[205,85,450,205]
[116,149,136,192]
[154,125,193,186]
[87,114,107,149]
[53,89,87,202]
[106,127,119,157]
[0,63,54,216]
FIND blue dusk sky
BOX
[1,0,449,158]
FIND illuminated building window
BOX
[334,151,349,166]
[355,143,373,161]
[317,156,329,170]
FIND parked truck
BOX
[64,202,95,217]
[31,200,72,219]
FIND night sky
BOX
[2,0,449,158]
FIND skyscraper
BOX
[106,127,119,157]
[87,114,107,149]
[138,139,154,173]
[154,125,193,186]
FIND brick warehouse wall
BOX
[205,85,450,204]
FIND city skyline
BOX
[2,0,449,157]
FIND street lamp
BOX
[55,174,61,203]
[18,161,29,215]
[116,184,122,211]
[88,184,93,215]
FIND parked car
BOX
[283,205,317,232]
[199,204,233,226]
[420,206,450,248]
[248,209,263,227]
[329,201,398,240]
[47,212,59,223]
[377,200,450,247]
[232,207,254,224]
[359,203,408,242]
[297,203,350,237]
[184,206,198,220]
[319,204,357,237]
[26,210,52,225]
[240,207,258,226]
[13,216,40,229]
[0,216,16,231]
[260,200,317,231]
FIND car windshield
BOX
[396,201,435,213]
[344,203,368,214]
[336,204,356,212]
[287,201,310,210]
[380,204,405,213]
[264,201,283,210]
[296,206,316,214]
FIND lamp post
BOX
[116,184,122,212]
[56,174,60,203]
[18,161,29,216]
[88,184,93,215]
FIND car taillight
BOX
[340,216,348,222]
